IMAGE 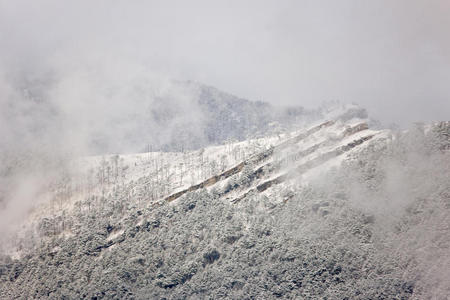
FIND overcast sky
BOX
[1,0,449,125]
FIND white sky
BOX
[1,0,449,125]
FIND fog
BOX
[0,0,449,250]
[1,0,449,125]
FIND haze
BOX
[1,0,449,126]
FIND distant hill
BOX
[91,81,324,153]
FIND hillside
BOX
[0,107,449,299]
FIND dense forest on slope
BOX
[1,121,448,299]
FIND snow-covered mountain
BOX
[0,98,449,299]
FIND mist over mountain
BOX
[0,78,322,223]
[0,62,446,300]
[1,1,449,299]
[91,80,323,153]
[0,75,371,236]
[1,76,317,156]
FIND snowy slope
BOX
[20,108,374,225]
[0,108,449,299]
